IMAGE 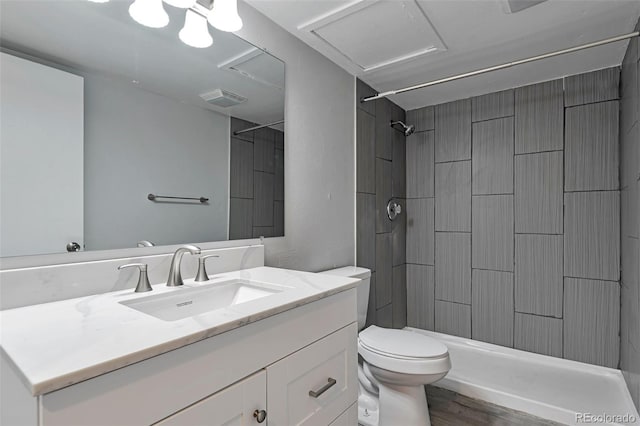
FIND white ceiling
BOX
[246,0,640,110]
[0,0,285,125]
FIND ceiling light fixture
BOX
[179,9,213,48]
[87,0,109,3]
[128,0,169,28]
[208,0,243,32]
[163,0,197,8]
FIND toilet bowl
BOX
[320,267,451,426]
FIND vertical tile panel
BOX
[406,131,435,198]
[253,172,274,227]
[392,200,406,266]
[564,191,620,281]
[375,98,393,160]
[622,179,639,239]
[565,101,619,191]
[274,148,284,201]
[472,269,514,347]
[407,264,435,330]
[365,273,377,328]
[392,265,407,329]
[356,193,376,270]
[564,67,620,107]
[472,89,514,122]
[435,232,471,304]
[375,233,393,308]
[376,304,393,328]
[229,198,253,240]
[274,130,284,150]
[621,122,639,191]
[564,278,620,368]
[515,234,563,317]
[253,128,275,173]
[392,126,406,199]
[620,59,638,137]
[357,79,376,115]
[472,195,514,271]
[435,161,471,231]
[253,226,274,238]
[274,200,284,237]
[376,159,392,233]
[472,117,514,195]
[406,198,435,265]
[514,313,563,357]
[515,151,563,234]
[407,106,434,132]
[357,109,376,194]
[515,79,563,154]
[435,99,472,162]
[435,300,471,338]
[229,138,254,199]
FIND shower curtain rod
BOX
[233,119,285,135]
[360,31,639,103]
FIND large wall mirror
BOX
[0,0,285,258]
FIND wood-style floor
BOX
[426,386,566,426]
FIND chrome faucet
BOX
[166,244,201,287]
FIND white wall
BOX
[236,2,356,272]
[83,74,229,250]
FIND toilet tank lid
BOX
[319,266,371,279]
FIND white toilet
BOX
[321,266,451,426]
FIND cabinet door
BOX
[266,323,358,426]
[155,370,266,426]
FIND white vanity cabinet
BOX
[156,370,267,426]
[6,289,358,426]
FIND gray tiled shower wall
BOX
[356,79,407,329]
[229,117,284,240]
[620,20,640,411]
[404,67,622,369]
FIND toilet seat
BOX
[358,326,450,375]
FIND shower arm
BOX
[361,31,639,103]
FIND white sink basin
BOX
[120,279,284,321]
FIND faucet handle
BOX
[195,255,220,282]
[118,263,152,293]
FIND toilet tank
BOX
[319,266,371,331]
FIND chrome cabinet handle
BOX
[253,409,267,423]
[308,378,337,398]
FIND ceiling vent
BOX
[199,89,247,107]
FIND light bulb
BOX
[208,0,243,32]
[179,10,213,48]
[129,0,169,29]
[163,0,196,8]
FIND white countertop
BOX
[0,267,359,396]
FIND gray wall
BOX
[405,68,621,368]
[356,80,407,329]
[84,74,229,250]
[236,2,354,271]
[229,117,284,240]
[620,21,640,410]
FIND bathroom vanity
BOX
[1,267,359,425]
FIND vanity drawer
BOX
[266,322,357,426]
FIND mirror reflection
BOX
[0,0,285,258]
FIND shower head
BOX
[390,120,415,136]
